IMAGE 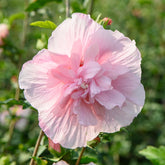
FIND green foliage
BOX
[9,13,25,25]
[0,156,16,165]
[0,0,165,164]
[36,34,48,50]
[33,157,48,165]
[30,20,57,30]
[139,146,165,165]
[26,0,62,11]
[37,145,47,157]
[80,156,97,164]
[0,98,32,109]
[48,146,67,162]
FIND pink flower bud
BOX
[0,23,9,46]
[102,17,112,25]
[48,138,61,153]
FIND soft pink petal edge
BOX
[48,13,102,56]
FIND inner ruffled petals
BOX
[95,89,126,110]
[72,99,97,126]
[52,65,76,83]
[78,61,101,80]
[101,62,129,80]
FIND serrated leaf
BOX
[139,146,165,165]
[26,0,62,12]
[30,20,57,30]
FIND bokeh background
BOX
[0,0,165,164]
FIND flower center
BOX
[80,82,88,89]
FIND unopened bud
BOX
[102,17,112,25]
[48,138,61,153]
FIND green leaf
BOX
[0,98,31,109]
[87,137,100,148]
[0,156,10,165]
[139,146,165,165]
[80,156,97,164]
[95,13,102,23]
[32,157,47,165]
[26,0,62,11]
[0,156,16,165]
[37,145,47,157]
[30,20,57,30]
[9,13,25,25]
[36,34,48,50]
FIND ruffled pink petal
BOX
[100,101,142,133]
[95,75,111,91]
[102,62,129,80]
[84,43,99,63]
[89,75,111,98]
[95,89,125,109]
[63,83,78,97]
[19,49,65,112]
[73,100,97,126]
[112,72,140,92]
[39,103,100,149]
[70,39,82,71]
[48,13,102,56]
[111,31,141,78]
[112,72,144,105]
[78,61,101,80]
[123,84,145,106]
[130,84,145,106]
[92,102,106,120]
[87,29,141,78]
[90,80,101,97]
[52,65,76,83]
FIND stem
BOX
[88,0,94,15]
[75,147,86,165]
[6,119,17,146]
[65,0,70,18]
[29,130,44,165]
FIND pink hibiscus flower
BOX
[19,13,145,148]
[0,23,9,46]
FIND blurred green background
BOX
[0,0,165,164]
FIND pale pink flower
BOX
[52,161,96,165]
[0,105,31,131]
[19,13,145,148]
[52,160,68,165]
[0,23,9,46]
